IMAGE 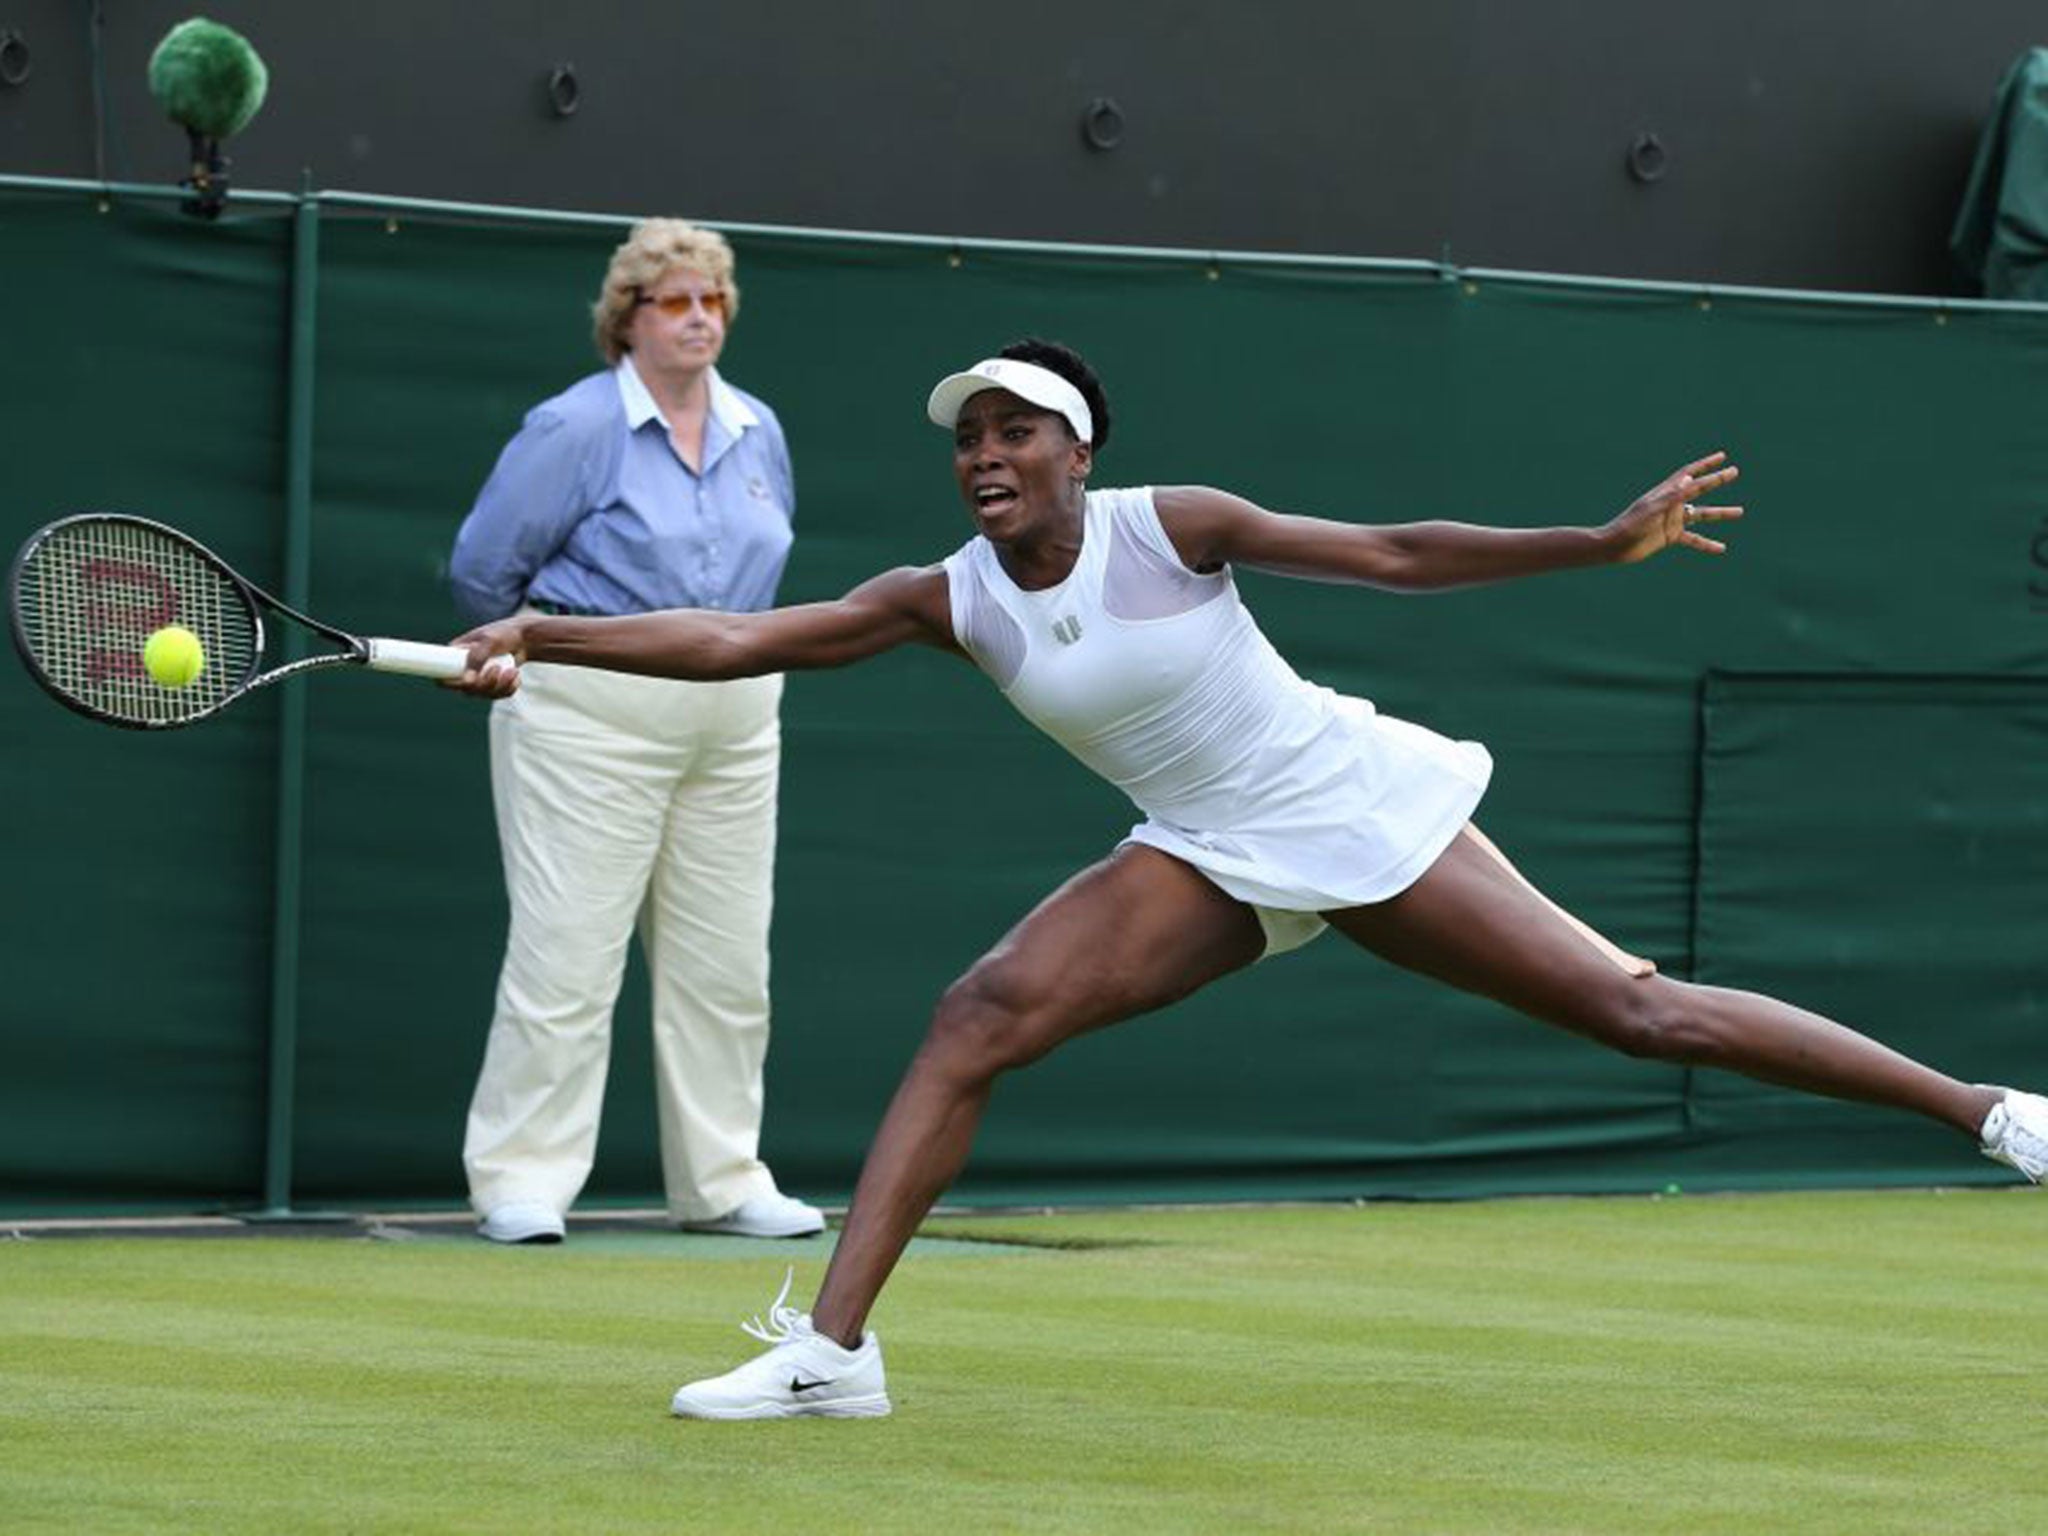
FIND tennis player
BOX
[449,338,2048,1420]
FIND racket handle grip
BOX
[364,637,508,680]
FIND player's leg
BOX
[1323,826,2001,1134]
[814,843,1265,1338]
[463,666,669,1237]
[640,674,819,1234]
[669,844,1265,1418]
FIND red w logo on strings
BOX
[82,556,179,683]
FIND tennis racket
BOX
[8,512,499,731]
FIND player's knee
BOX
[1589,979,1722,1064]
[922,969,1055,1080]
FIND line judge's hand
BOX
[1603,451,1745,565]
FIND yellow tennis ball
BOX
[142,625,206,689]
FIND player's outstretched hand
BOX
[1604,451,1744,565]
[443,618,528,697]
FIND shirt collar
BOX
[616,356,760,436]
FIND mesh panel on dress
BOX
[947,549,1027,688]
[1100,494,1227,621]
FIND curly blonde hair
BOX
[591,218,741,365]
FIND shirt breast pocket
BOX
[744,474,792,527]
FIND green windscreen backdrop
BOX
[3,186,2045,1215]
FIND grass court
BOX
[3,1190,2043,1534]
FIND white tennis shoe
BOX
[1979,1089,2048,1183]
[477,1200,566,1244]
[670,1270,890,1420]
[678,1191,826,1238]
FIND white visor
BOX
[926,358,1093,444]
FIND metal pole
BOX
[247,177,333,1221]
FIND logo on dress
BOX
[1050,615,1083,645]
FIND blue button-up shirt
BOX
[449,359,796,626]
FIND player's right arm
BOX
[447,564,958,693]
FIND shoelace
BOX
[2000,1112,2048,1166]
[740,1265,806,1345]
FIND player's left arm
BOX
[1154,453,1742,592]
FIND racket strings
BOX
[16,520,259,726]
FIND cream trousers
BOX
[463,661,785,1222]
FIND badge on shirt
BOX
[1051,615,1083,645]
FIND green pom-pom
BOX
[147,18,268,140]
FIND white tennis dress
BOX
[942,486,1492,947]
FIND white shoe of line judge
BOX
[679,1190,827,1239]
[477,1200,565,1245]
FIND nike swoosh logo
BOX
[790,1375,836,1393]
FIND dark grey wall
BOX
[0,1,2041,293]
